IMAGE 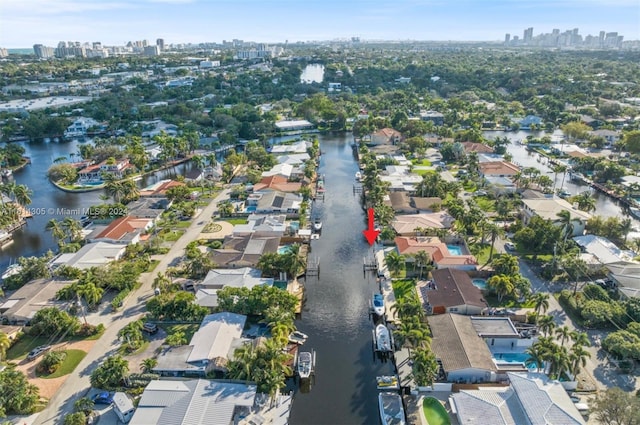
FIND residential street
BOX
[519,258,637,395]
[30,188,231,425]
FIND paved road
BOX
[32,188,231,425]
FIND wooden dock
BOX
[306,255,320,277]
[363,254,377,272]
[287,280,305,314]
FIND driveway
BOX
[30,188,232,425]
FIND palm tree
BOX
[283,244,305,281]
[537,315,556,337]
[118,321,144,351]
[104,178,126,203]
[62,217,83,243]
[393,319,430,356]
[152,272,171,293]
[414,250,431,279]
[391,293,424,320]
[569,345,591,377]
[140,358,158,373]
[0,331,11,361]
[487,274,514,302]
[572,192,596,212]
[620,218,633,245]
[77,281,104,310]
[411,347,439,388]
[385,251,405,278]
[570,331,590,348]
[530,292,550,317]
[12,184,32,206]
[487,223,504,262]
[191,155,205,170]
[218,200,234,217]
[555,325,572,347]
[46,218,66,247]
[552,164,568,193]
[525,345,546,373]
[556,209,573,246]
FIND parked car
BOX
[473,190,488,197]
[92,391,114,405]
[504,242,516,251]
[26,345,51,361]
[142,323,158,334]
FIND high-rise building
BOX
[0,47,9,58]
[523,27,534,43]
[504,33,510,43]
[144,45,160,56]
[33,44,55,58]
[156,38,165,51]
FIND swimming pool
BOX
[245,206,257,212]
[447,245,462,255]
[472,279,487,290]
[493,352,537,370]
[278,245,293,255]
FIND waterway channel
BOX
[0,139,192,269]
[289,133,393,424]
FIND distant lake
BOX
[300,64,324,84]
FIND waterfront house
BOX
[87,216,153,245]
[129,380,257,425]
[478,161,520,179]
[77,158,133,183]
[379,165,422,191]
[253,175,302,193]
[63,117,101,139]
[247,191,302,215]
[574,234,636,266]
[461,142,494,154]
[427,313,497,383]
[0,279,71,325]
[395,236,478,271]
[153,312,246,377]
[126,197,170,222]
[391,213,454,234]
[184,168,205,183]
[211,233,281,268]
[276,153,311,167]
[137,120,178,138]
[232,214,287,236]
[49,241,126,270]
[370,128,402,146]
[470,316,534,351]
[386,192,443,214]
[521,198,591,237]
[195,267,274,309]
[485,176,517,195]
[269,140,310,155]
[139,179,185,198]
[450,372,585,425]
[261,163,294,179]
[418,268,487,315]
[274,119,314,132]
[518,115,543,129]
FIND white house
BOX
[49,242,126,270]
[63,117,100,139]
[261,163,293,179]
[521,198,591,237]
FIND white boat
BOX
[297,351,313,379]
[313,218,322,232]
[378,392,406,425]
[288,331,309,345]
[372,293,385,317]
[376,375,399,390]
[375,324,392,352]
[2,263,22,280]
[355,171,362,181]
[630,207,640,220]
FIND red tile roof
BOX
[93,216,152,241]
[253,175,302,193]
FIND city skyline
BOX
[1,0,639,48]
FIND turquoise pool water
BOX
[493,352,537,370]
[472,279,487,290]
[278,245,292,255]
[447,245,462,255]
[245,206,257,212]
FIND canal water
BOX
[300,64,324,84]
[289,133,394,425]
[0,139,192,268]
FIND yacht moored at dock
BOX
[378,392,406,425]
[372,293,385,317]
[374,324,393,353]
[296,350,315,379]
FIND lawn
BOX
[119,340,150,356]
[411,159,432,166]
[224,218,248,225]
[469,243,492,265]
[423,397,451,425]
[174,220,192,228]
[414,168,435,177]
[484,292,535,308]
[462,181,477,192]
[392,278,417,300]
[6,336,51,361]
[146,260,160,272]
[39,349,87,379]
[164,324,200,342]
[474,197,495,212]
[161,230,185,242]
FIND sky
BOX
[0,0,638,48]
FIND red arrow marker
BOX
[363,207,380,245]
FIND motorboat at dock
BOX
[378,392,406,425]
[374,324,393,352]
[372,293,385,317]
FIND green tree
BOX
[411,347,439,387]
[530,292,550,317]
[491,254,519,276]
[592,387,640,425]
[140,358,158,373]
[487,274,515,302]
[385,251,405,277]
[0,332,11,361]
[0,369,40,415]
[90,355,129,390]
